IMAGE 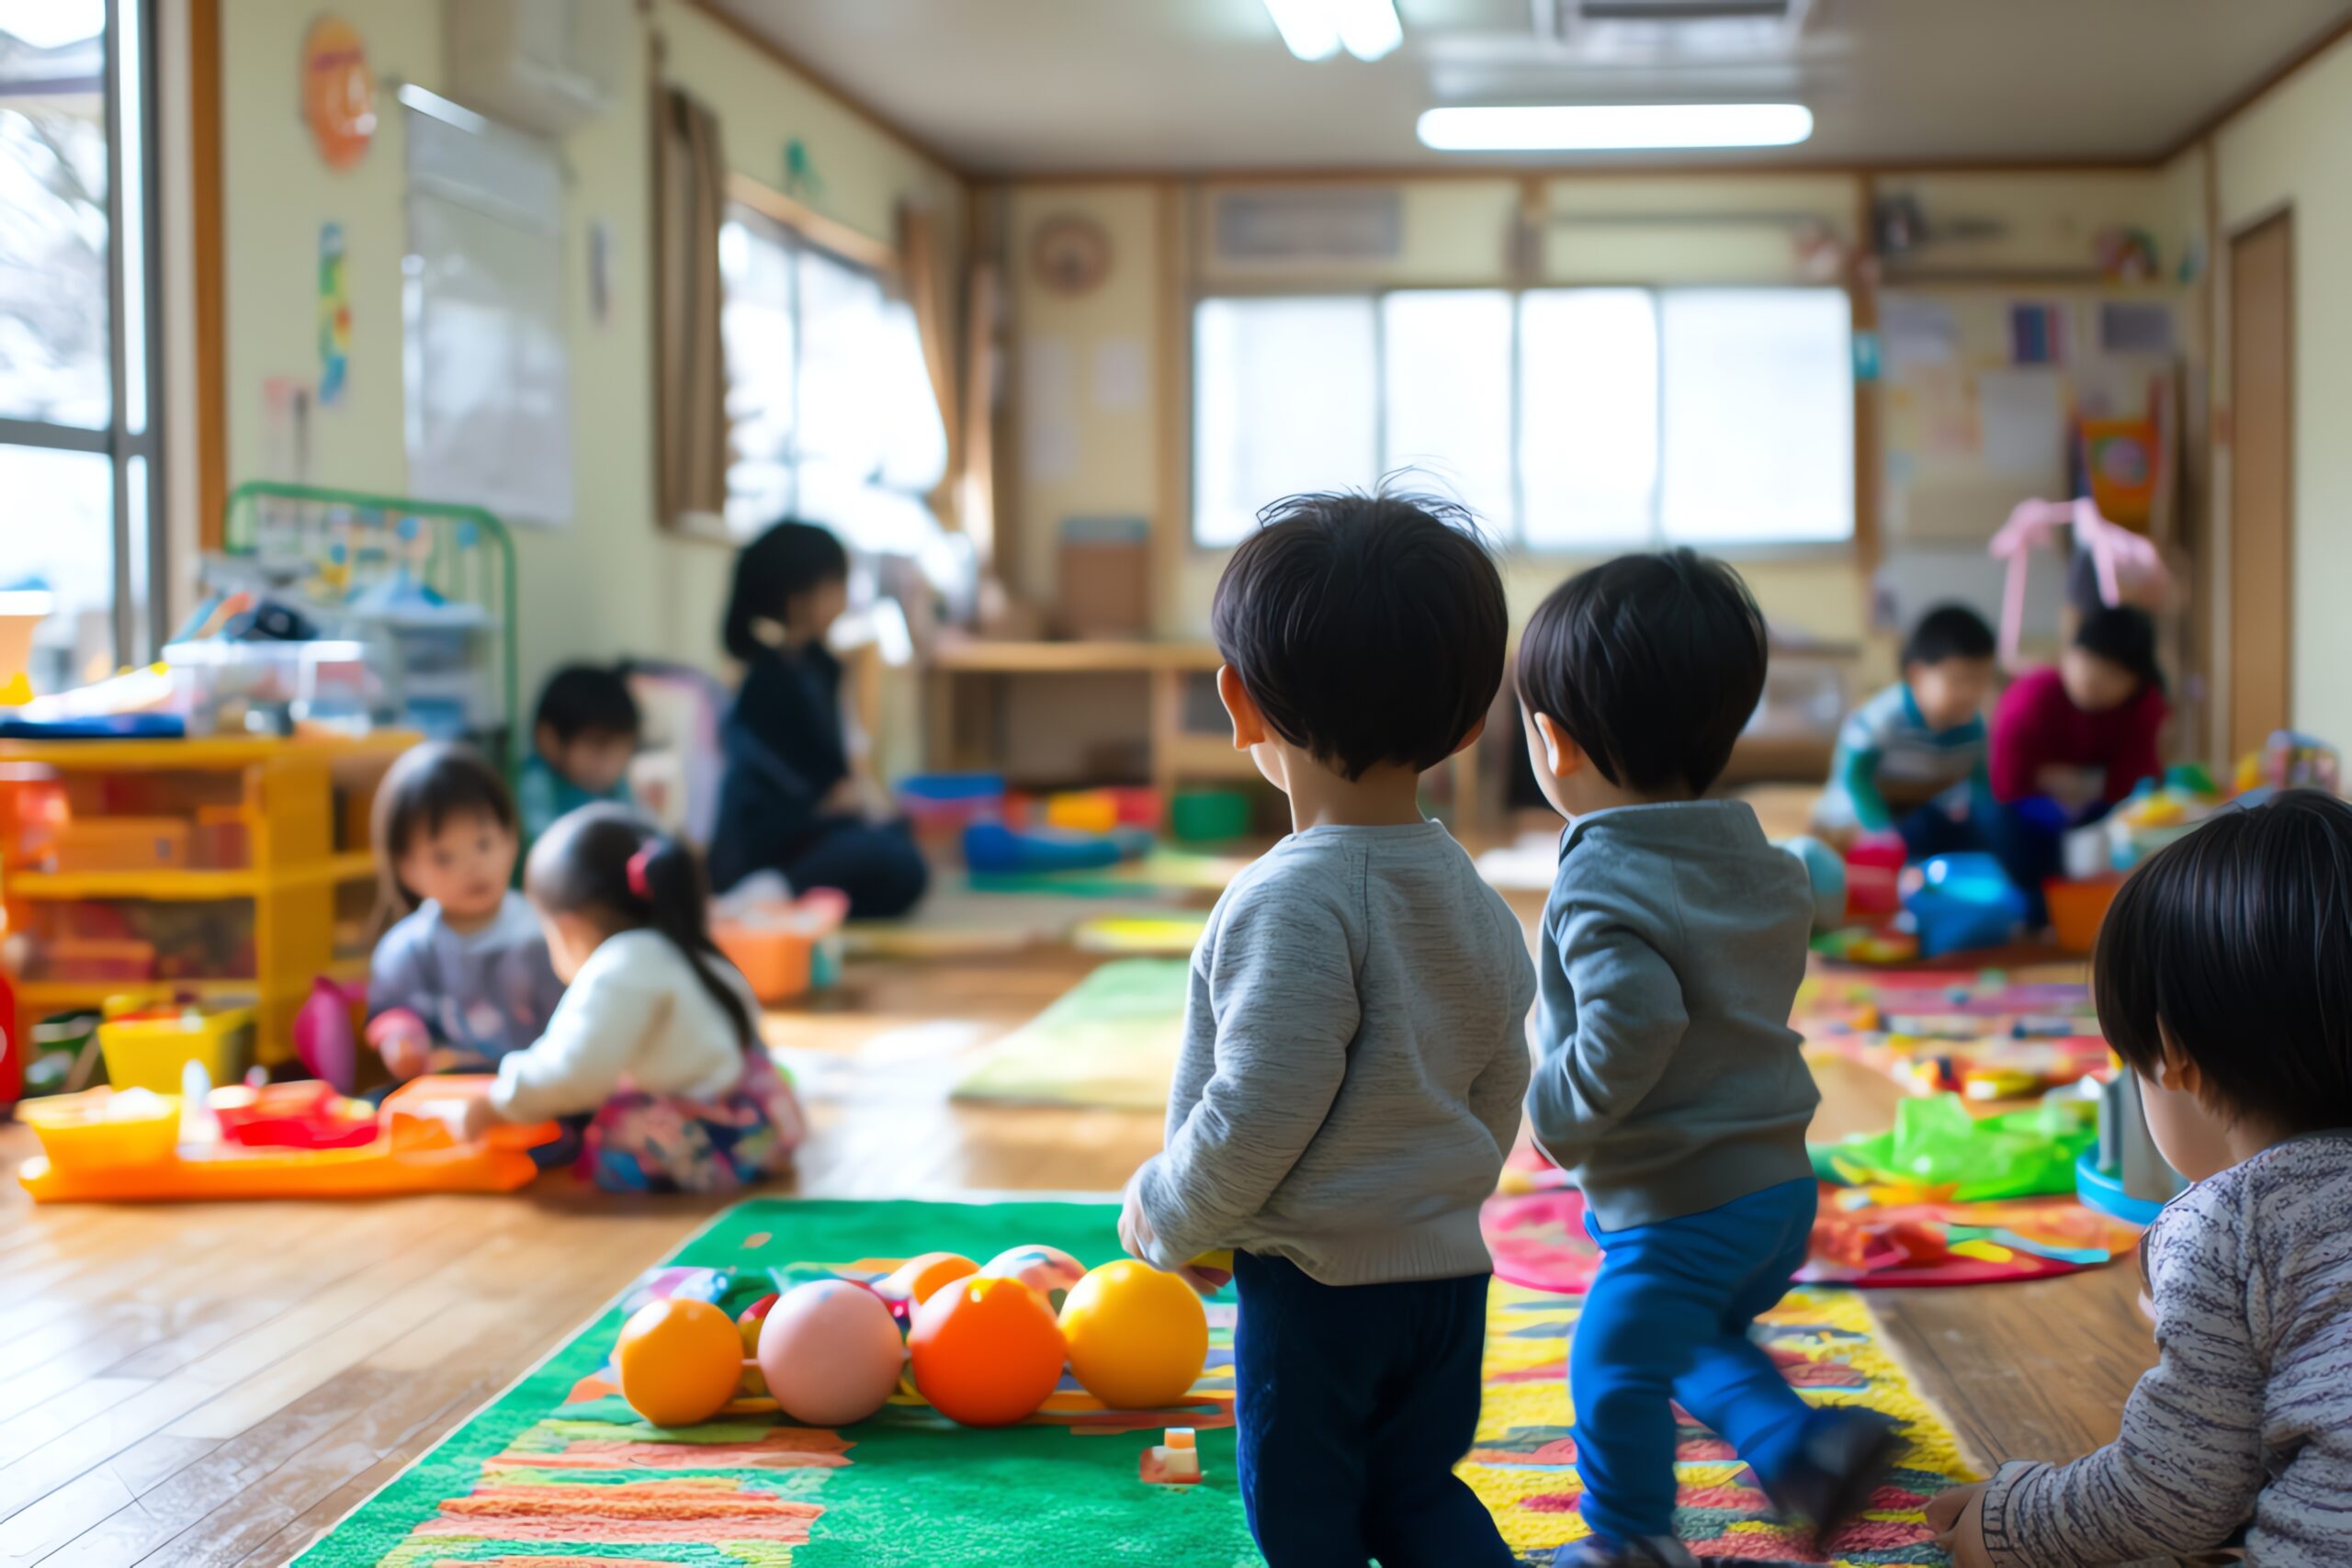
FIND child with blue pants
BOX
[1120,491,1534,1568]
[1517,553,1901,1568]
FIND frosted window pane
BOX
[1519,289,1657,549]
[1659,288,1853,545]
[1381,290,1513,533]
[1193,296,1376,547]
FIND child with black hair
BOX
[1120,491,1533,1568]
[1517,552,1898,1568]
[368,741,565,1081]
[1929,790,2352,1566]
[458,804,805,1193]
[708,519,927,919]
[1988,604,2170,920]
[518,663,639,848]
[1819,603,1998,858]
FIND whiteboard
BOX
[402,96,572,527]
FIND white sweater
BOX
[489,929,758,1122]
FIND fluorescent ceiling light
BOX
[1262,0,1404,63]
[1417,103,1815,152]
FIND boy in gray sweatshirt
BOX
[1516,552,1898,1568]
[1121,491,1533,1568]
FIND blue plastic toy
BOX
[1904,852,2028,957]
[963,820,1139,875]
[1776,834,1848,933]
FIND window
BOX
[1,0,162,693]
[718,199,947,553]
[1192,285,1853,551]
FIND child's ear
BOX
[2156,1029,2207,1100]
[1216,666,1267,750]
[1531,712,1586,781]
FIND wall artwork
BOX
[317,222,350,408]
[300,15,377,171]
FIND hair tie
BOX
[626,842,660,900]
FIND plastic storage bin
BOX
[97,1004,255,1093]
[20,1087,182,1169]
[50,818,192,874]
[2044,876,2123,955]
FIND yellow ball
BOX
[1057,1259,1208,1409]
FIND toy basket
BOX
[97,1003,255,1093]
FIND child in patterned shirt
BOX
[1930,790,2352,1567]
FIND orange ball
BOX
[883,1250,979,1308]
[1058,1259,1209,1409]
[614,1297,745,1427]
[908,1274,1066,1427]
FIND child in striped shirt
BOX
[1930,791,2352,1567]
[1816,604,1997,859]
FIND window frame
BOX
[0,0,166,664]
[1185,278,1860,561]
[716,173,909,544]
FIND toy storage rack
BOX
[2,732,414,1075]
[219,482,519,772]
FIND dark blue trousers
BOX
[1232,1251,1514,1568]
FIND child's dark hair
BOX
[2094,790,2352,1134]
[2074,604,2164,694]
[1902,604,1996,669]
[1516,549,1768,796]
[1211,490,1506,782]
[524,805,756,1052]
[724,520,850,661]
[372,741,516,915]
[535,664,640,743]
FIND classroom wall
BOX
[218,0,965,698]
[1002,167,2198,666]
[2211,29,2352,750]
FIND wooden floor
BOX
[0,942,2158,1566]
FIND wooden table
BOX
[924,637,1483,833]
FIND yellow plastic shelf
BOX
[6,850,378,902]
[0,733,416,770]
[13,957,367,1012]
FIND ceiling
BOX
[716,0,2352,175]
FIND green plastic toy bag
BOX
[1810,1092,2098,1201]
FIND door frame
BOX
[2220,203,2295,760]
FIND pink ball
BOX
[756,1280,906,1427]
[978,1244,1088,1311]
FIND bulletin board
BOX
[402,95,574,528]
[1872,288,2180,641]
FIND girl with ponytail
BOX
[461,804,805,1192]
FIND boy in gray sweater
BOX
[1516,553,1897,1568]
[1121,492,1533,1568]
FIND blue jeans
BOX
[1232,1252,1514,1568]
[1571,1178,1824,1542]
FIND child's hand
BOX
[1927,1482,1994,1568]
[1117,1181,1156,1263]
[367,1010,432,1080]
[454,1094,506,1144]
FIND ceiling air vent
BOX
[1213,188,1404,264]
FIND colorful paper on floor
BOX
[950,958,1190,1111]
[291,1197,1971,1568]
[967,847,1251,898]
[1072,913,1212,955]
[842,889,1186,958]
[1797,964,2109,1100]
[1485,1183,2140,1294]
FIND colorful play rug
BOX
[950,958,1189,1111]
[1796,964,2109,1101]
[293,1198,1970,1568]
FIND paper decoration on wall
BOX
[317,222,350,407]
[1976,368,2065,479]
[1091,337,1146,412]
[1021,336,1080,484]
[2007,302,2067,366]
[2093,226,2159,283]
[784,139,822,200]
[2098,301,2176,356]
[1879,297,1957,369]
[2082,420,2159,527]
[300,16,377,171]
[588,220,613,327]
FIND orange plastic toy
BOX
[880,1251,978,1310]
[1057,1259,1209,1409]
[14,1075,556,1202]
[908,1275,1066,1427]
[616,1297,745,1427]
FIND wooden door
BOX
[2228,211,2294,757]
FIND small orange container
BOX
[2045,876,2122,955]
[51,817,192,874]
[715,921,817,1002]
